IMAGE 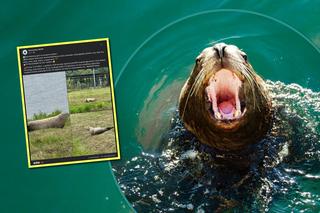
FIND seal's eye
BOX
[241,54,248,61]
[196,58,201,64]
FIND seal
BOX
[179,43,272,151]
[85,98,96,103]
[27,112,70,131]
[87,126,114,135]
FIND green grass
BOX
[68,87,112,113]
[29,118,73,160]
[28,87,117,161]
[69,101,111,114]
[31,110,62,121]
[70,110,116,157]
[29,110,116,160]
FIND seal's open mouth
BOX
[206,69,246,121]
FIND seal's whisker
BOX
[223,56,261,107]
[181,70,202,119]
[181,83,196,119]
[191,67,208,96]
[225,54,265,111]
[244,66,269,111]
[243,68,258,109]
[182,64,213,118]
[224,55,246,64]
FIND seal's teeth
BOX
[234,110,241,118]
[215,112,222,119]
[207,94,211,102]
[241,107,247,115]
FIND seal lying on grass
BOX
[88,126,114,135]
[179,43,272,151]
[27,112,69,131]
[85,98,96,103]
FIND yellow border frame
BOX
[17,38,121,168]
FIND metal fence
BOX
[67,72,110,90]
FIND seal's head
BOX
[179,43,272,151]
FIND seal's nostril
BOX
[221,46,226,57]
[213,44,227,59]
[213,47,219,55]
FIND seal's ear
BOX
[240,51,248,62]
[195,53,203,64]
[185,53,204,88]
[188,53,203,79]
[192,53,203,74]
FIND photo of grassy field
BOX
[29,87,116,161]
[26,68,118,162]
[68,88,116,157]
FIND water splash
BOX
[113,81,320,212]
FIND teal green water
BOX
[113,10,320,212]
[1,1,320,212]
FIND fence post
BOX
[93,69,96,88]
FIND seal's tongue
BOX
[219,101,234,114]
[218,101,236,120]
